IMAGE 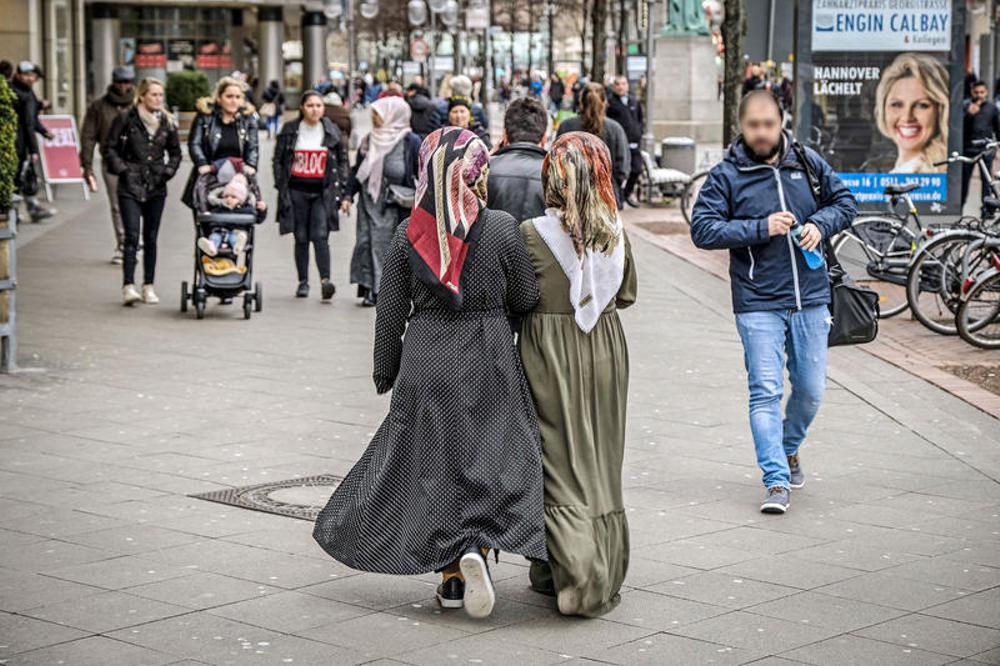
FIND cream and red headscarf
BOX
[407,127,490,310]
[534,131,625,332]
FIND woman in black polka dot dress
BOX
[313,128,547,619]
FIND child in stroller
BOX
[182,159,266,319]
[197,173,264,272]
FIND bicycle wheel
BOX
[681,170,709,226]
[956,270,1000,349]
[833,216,917,318]
[905,231,983,335]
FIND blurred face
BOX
[139,83,164,112]
[223,193,241,209]
[17,72,38,86]
[449,105,471,128]
[218,85,244,116]
[884,76,937,156]
[972,84,988,104]
[113,81,133,96]
[613,77,628,96]
[740,96,782,158]
[301,96,324,123]
[372,110,384,128]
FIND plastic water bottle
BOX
[790,222,825,270]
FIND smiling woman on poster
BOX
[866,53,949,174]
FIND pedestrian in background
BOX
[961,80,1000,215]
[104,77,181,306]
[547,72,565,114]
[606,75,644,208]
[437,75,489,131]
[690,90,856,514]
[487,97,549,222]
[11,61,55,222]
[405,83,438,139]
[556,82,629,208]
[80,65,135,264]
[313,127,546,620]
[519,130,637,617]
[447,96,491,149]
[182,76,260,210]
[260,79,285,138]
[273,91,351,301]
[319,85,352,138]
[348,95,420,307]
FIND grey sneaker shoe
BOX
[760,486,790,514]
[788,453,805,489]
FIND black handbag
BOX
[19,159,39,197]
[791,141,880,346]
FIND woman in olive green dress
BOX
[518,131,637,617]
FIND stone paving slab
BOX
[1,144,998,664]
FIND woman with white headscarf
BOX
[518,131,637,618]
[348,95,422,306]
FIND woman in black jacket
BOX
[105,77,182,305]
[181,76,259,210]
[273,91,351,300]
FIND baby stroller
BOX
[181,169,264,319]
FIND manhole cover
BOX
[189,474,342,521]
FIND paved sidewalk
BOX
[1,145,999,665]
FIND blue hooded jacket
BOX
[690,132,857,313]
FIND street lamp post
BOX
[642,0,658,157]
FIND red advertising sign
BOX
[38,115,84,183]
[135,40,167,68]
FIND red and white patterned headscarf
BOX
[407,127,490,310]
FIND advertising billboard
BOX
[796,0,966,212]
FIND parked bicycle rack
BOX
[0,207,17,372]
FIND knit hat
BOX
[448,96,472,112]
[223,174,248,202]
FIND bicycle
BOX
[681,148,724,225]
[833,141,997,318]
[955,239,1000,349]
[903,141,1000,333]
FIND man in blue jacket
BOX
[691,90,857,514]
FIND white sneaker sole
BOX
[436,593,464,609]
[459,552,495,619]
[789,480,805,489]
[760,501,789,514]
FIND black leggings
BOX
[120,194,166,286]
[290,188,331,282]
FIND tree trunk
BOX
[616,0,627,75]
[721,0,746,146]
[590,0,608,82]
[580,0,590,75]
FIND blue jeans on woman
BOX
[734,305,830,490]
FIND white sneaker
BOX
[197,237,218,256]
[142,284,159,304]
[122,284,141,305]
[459,550,495,619]
[110,250,123,265]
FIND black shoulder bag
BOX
[791,141,880,347]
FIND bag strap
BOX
[790,139,843,272]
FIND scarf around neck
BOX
[137,106,162,138]
[533,209,625,333]
[407,127,490,310]
[356,96,412,201]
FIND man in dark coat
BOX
[11,61,55,222]
[405,83,438,138]
[961,80,1000,216]
[80,65,135,264]
[487,98,548,224]
[547,73,565,113]
[606,75,645,208]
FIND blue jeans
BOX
[735,305,830,489]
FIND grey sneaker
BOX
[788,453,805,489]
[760,486,790,514]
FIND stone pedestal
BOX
[653,34,722,144]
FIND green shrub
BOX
[166,71,211,112]
[0,78,17,214]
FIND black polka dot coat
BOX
[313,209,549,573]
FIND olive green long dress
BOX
[517,219,637,618]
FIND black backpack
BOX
[791,141,880,347]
